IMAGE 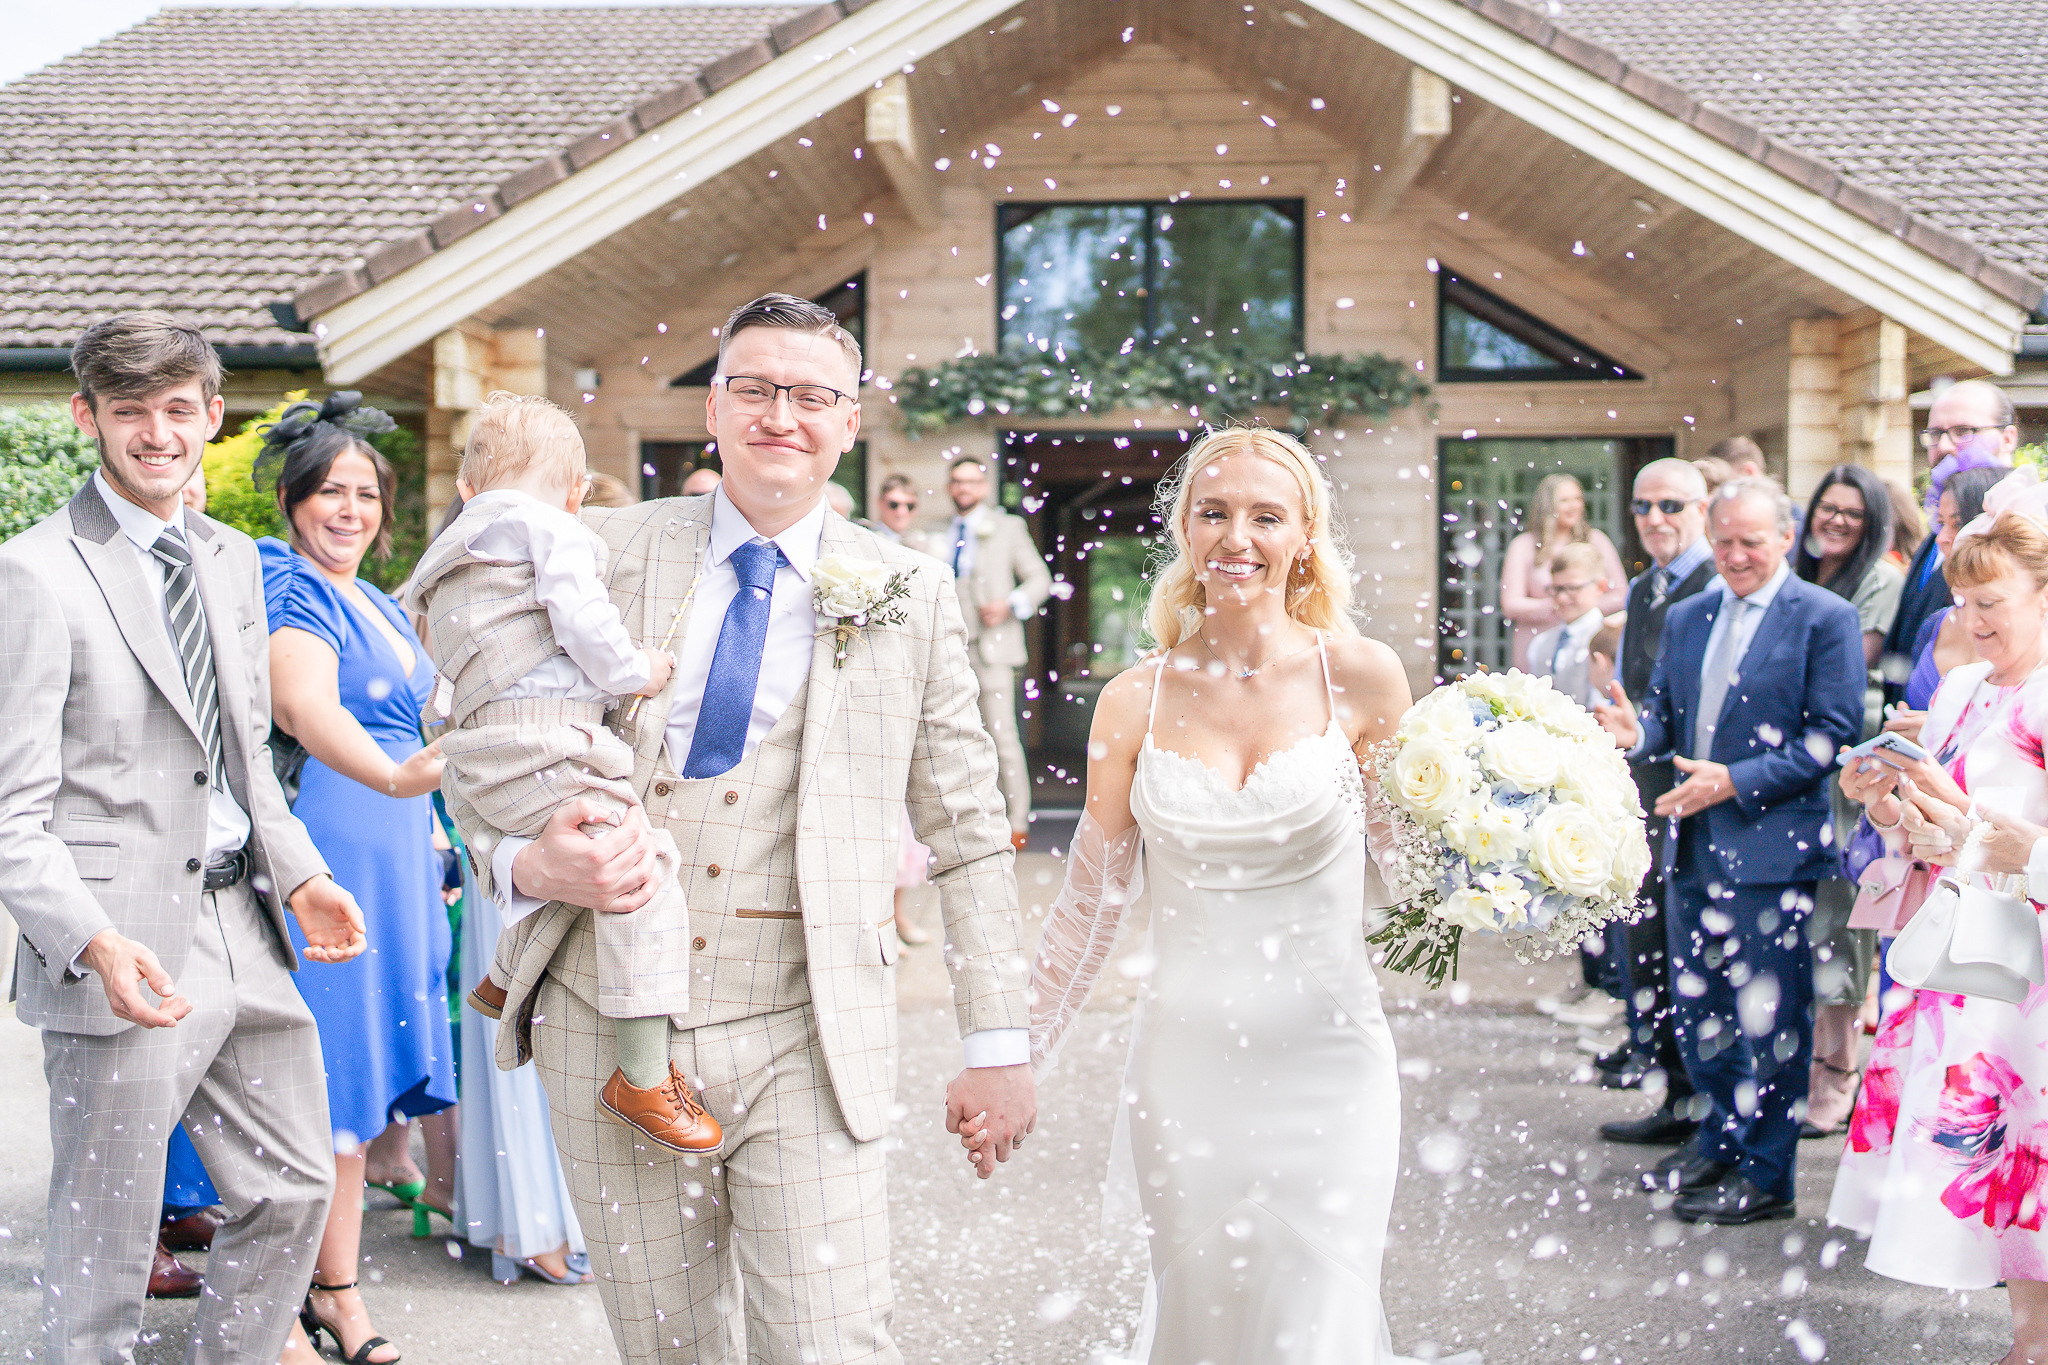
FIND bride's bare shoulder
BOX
[1325,634,1409,693]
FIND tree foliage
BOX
[890,341,1432,437]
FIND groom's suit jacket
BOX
[452,495,1027,1142]
[0,479,328,1032]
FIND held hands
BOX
[387,739,445,799]
[637,648,676,698]
[1591,681,1640,751]
[81,928,191,1028]
[290,873,368,963]
[946,1064,1037,1180]
[511,797,660,915]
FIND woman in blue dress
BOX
[257,394,450,1365]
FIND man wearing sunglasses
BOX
[1596,457,1719,1148]
[869,472,934,556]
[1880,379,2018,705]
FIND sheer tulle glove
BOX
[1026,811,1144,1080]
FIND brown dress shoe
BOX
[599,1063,723,1154]
[466,975,508,1020]
[159,1207,226,1252]
[148,1239,204,1298]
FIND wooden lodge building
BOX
[6,0,2047,779]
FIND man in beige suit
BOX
[942,458,1053,847]
[439,295,1033,1364]
[0,312,367,1364]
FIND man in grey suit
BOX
[0,313,368,1365]
[943,456,1053,848]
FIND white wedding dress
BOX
[1032,636,1430,1364]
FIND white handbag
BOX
[1886,876,2045,1005]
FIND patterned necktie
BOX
[1648,567,1670,612]
[1692,598,1748,761]
[682,540,788,779]
[150,526,226,790]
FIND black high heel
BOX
[300,1279,401,1365]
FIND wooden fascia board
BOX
[314,0,1023,385]
[1307,0,2026,375]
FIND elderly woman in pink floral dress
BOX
[1833,474,2048,1365]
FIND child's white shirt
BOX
[461,488,649,703]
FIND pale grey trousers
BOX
[40,881,335,1365]
[972,661,1031,835]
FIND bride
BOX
[985,425,1421,1361]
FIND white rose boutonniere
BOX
[813,554,914,668]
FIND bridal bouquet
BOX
[1364,669,1650,987]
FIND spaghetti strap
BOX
[1147,655,1168,738]
[1315,631,1338,732]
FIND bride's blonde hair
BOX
[1144,425,1359,650]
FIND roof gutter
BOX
[0,345,324,373]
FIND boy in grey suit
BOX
[0,313,367,1365]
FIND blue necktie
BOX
[682,540,787,779]
[951,519,969,576]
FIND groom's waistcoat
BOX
[546,687,812,1027]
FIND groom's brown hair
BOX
[714,293,863,389]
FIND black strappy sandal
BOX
[300,1280,402,1365]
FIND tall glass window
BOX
[997,200,1303,354]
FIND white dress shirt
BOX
[461,489,650,704]
[945,503,1037,622]
[1701,558,1792,680]
[1532,606,1605,708]
[95,471,252,863]
[493,487,1024,1069]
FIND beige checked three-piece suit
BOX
[0,479,336,1365]
[433,494,1027,1364]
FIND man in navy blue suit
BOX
[1595,476,1865,1224]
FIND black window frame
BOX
[1436,269,1640,383]
[994,199,1306,354]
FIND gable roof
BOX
[1,0,2041,362]
[0,3,807,349]
[1544,0,2048,303]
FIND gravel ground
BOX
[0,858,2014,1362]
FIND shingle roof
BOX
[1538,0,2048,301]
[0,4,808,348]
[2,0,2041,355]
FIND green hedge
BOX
[0,403,99,540]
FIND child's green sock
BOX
[614,1015,671,1089]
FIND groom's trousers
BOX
[533,977,900,1365]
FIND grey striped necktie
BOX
[150,526,226,791]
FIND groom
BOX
[442,293,1034,1362]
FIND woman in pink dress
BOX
[1498,473,1627,672]
[1833,480,2048,1365]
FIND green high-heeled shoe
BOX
[364,1174,425,1209]
[410,1198,457,1239]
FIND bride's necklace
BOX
[1196,629,1316,681]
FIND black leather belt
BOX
[203,848,248,892]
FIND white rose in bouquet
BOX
[1411,693,1482,745]
[1389,734,1474,823]
[1483,720,1561,792]
[1530,801,1613,898]
[1557,741,1637,815]
[1609,819,1653,898]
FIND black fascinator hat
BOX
[256,391,401,561]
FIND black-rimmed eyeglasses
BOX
[720,375,856,415]
[1920,424,2008,450]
